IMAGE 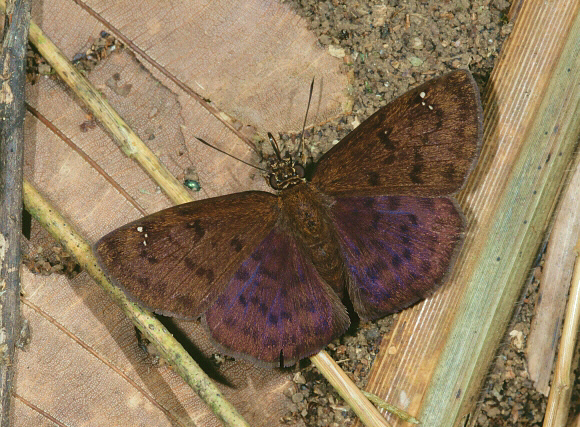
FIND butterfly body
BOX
[96,70,483,366]
[277,182,347,296]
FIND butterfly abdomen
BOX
[279,182,347,296]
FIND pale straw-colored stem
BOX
[18,1,191,206]
[22,179,250,427]
[311,351,393,427]
[543,241,580,427]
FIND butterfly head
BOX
[267,132,306,190]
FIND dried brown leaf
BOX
[18,0,349,425]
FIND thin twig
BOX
[7,0,191,206]
[21,180,250,427]
[0,0,30,426]
[310,351,392,427]
[361,391,419,424]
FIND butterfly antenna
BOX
[268,132,283,160]
[195,137,266,172]
[298,78,315,165]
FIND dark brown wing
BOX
[203,226,349,367]
[329,195,464,321]
[311,70,482,197]
[95,191,279,319]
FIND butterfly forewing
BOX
[95,191,279,318]
[203,226,350,367]
[312,70,482,197]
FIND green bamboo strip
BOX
[420,5,580,425]
[22,179,250,427]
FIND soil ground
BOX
[278,1,557,426]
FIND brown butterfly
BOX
[96,70,482,367]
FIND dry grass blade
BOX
[543,240,580,426]
[0,0,192,206]
[310,351,391,427]
[527,156,580,395]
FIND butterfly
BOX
[95,70,483,367]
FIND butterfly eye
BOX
[269,173,280,190]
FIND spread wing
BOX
[330,195,464,320]
[312,70,482,197]
[95,191,279,319]
[203,226,350,367]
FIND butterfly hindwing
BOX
[330,195,464,320]
[203,226,350,367]
[312,70,482,197]
[95,191,279,319]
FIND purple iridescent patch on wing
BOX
[330,195,464,320]
[203,227,350,367]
